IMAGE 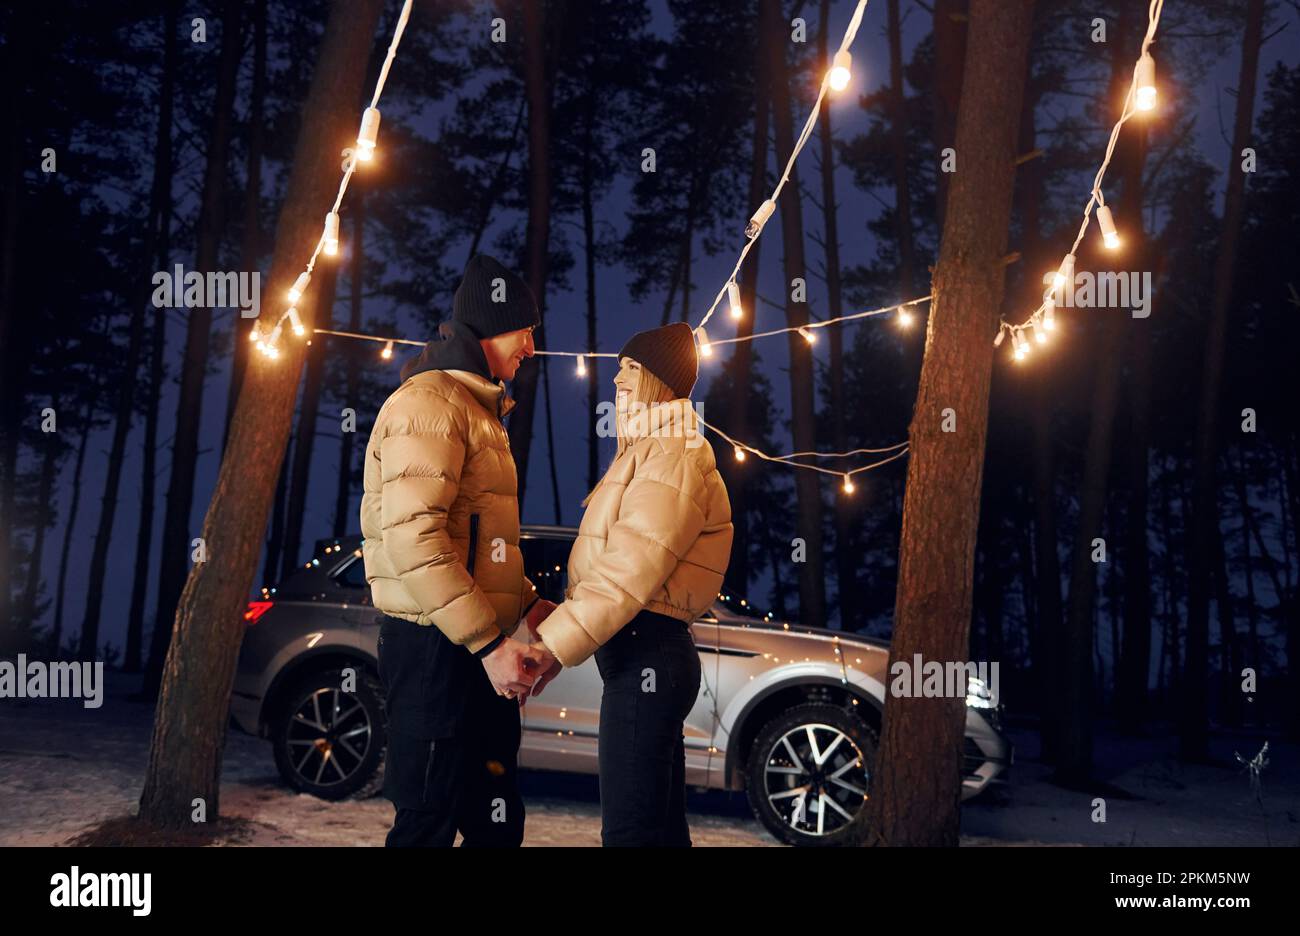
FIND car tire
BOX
[271,666,387,801]
[745,702,876,847]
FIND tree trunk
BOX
[722,7,769,599]
[930,0,968,231]
[886,0,917,297]
[1057,11,1146,785]
[1015,74,1064,761]
[225,0,269,451]
[1181,0,1265,762]
[51,395,96,657]
[581,88,600,492]
[762,0,826,627]
[78,0,187,661]
[264,442,292,586]
[1117,125,1151,735]
[818,0,856,631]
[333,183,364,538]
[280,263,340,579]
[19,387,62,627]
[863,0,1034,847]
[506,0,553,512]
[137,0,385,829]
[128,0,178,669]
[145,0,245,694]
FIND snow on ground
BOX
[1,672,1295,846]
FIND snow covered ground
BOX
[1,672,1295,847]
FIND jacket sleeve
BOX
[378,389,500,652]
[537,442,707,666]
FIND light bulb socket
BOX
[745,200,775,239]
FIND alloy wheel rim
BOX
[285,687,372,787]
[763,722,868,837]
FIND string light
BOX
[288,272,310,303]
[1096,204,1120,250]
[697,0,868,333]
[697,326,713,357]
[734,446,746,462]
[575,354,587,377]
[896,307,914,328]
[998,0,1164,359]
[798,326,816,344]
[246,0,413,362]
[728,281,743,320]
[1135,51,1157,111]
[842,474,855,494]
[249,323,262,344]
[380,340,394,360]
[323,211,340,256]
[828,50,852,92]
[356,107,381,161]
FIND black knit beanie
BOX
[452,254,540,338]
[617,322,699,399]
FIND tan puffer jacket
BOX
[536,401,732,666]
[360,332,536,653]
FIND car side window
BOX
[522,536,572,604]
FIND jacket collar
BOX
[445,369,515,420]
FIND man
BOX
[360,254,558,847]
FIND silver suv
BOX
[231,525,1012,846]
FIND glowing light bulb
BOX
[728,281,743,320]
[697,327,712,357]
[288,307,305,337]
[798,326,816,344]
[575,354,587,377]
[1034,323,1047,344]
[1135,52,1156,111]
[897,307,915,328]
[1043,294,1057,331]
[288,272,310,302]
[842,474,855,494]
[734,446,746,462]
[323,211,340,256]
[249,323,262,344]
[381,340,394,360]
[356,107,381,161]
[1012,330,1030,361]
[828,50,852,92]
[1052,253,1076,296]
[1097,204,1120,250]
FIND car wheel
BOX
[745,702,876,846]
[271,667,386,801]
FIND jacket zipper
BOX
[467,513,480,576]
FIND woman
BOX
[533,322,733,846]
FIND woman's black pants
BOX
[594,610,702,847]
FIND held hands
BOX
[522,599,563,699]
[481,637,553,702]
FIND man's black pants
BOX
[377,615,524,847]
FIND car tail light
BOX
[243,601,274,625]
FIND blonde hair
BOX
[581,361,676,507]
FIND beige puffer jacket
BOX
[360,335,536,653]
[536,401,732,666]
